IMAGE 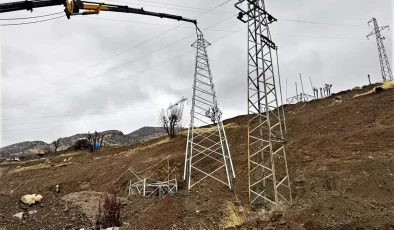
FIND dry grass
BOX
[219,202,245,229]
[121,138,171,157]
[56,151,84,159]
[180,123,239,136]
[382,80,394,89]
[96,193,122,229]
[94,138,172,160]
[354,80,394,98]
[9,163,51,174]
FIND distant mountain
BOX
[128,127,166,139]
[0,127,166,158]
[0,141,48,157]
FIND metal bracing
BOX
[367,17,393,81]
[129,179,178,198]
[235,0,291,210]
[183,29,235,190]
[127,158,178,198]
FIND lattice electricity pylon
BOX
[367,17,393,81]
[168,96,187,111]
[235,0,292,210]
[183,30,235,190]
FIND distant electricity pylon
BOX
[367,17,392,81]
[184,29,235,190]
[235,0,291,210]
[168,97,187,111]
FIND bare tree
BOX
[87,131,101,153]
[99,134,105,151]
[158,107,182,138]
[205,106,221,125]
[87,132,93,152]
[52,138,61,153]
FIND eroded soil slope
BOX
[0,85,393,229]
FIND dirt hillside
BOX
[0,83,393,230]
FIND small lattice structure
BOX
[128,178,178,198]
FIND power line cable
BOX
[0,0,232,107]
[2,110,155,126]
[2,26,244,132]
[79,15,237,32]
[80,16,373,39]
[3,21,245,122]
[0,12,63,20]
[273,33,369,41]
[103,0,371,29]
[0,15,64,26]
[107,0,232,15]
[1,116,132,132]
[2,15,234,113]
[2,108,156,121]
[120,0,234,14]
[278,18,368,28]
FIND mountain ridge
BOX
[0,126,166,157]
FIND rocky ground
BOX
[0,83,393,229]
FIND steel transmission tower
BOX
[184,30,235,190]
[235,0,291,209]
[367,17,392,81]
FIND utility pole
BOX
[184,29,235,190]
[367,18,392,81]
[299,73,306,102]
[286,78,288,101]
[309,76,316,99]
[295,82,299,102]
[235,0,291,210]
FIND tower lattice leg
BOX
[235,0,292,210]
[183,32,235,190]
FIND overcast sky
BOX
[0,0,392,146]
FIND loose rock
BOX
[13,212,24,220]
[21,194,43,205]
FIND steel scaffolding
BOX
[235,0,291,210]
[183,29,235,190]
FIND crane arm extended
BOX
[0,0,197,25]
[0,0,66,13]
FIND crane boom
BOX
[0,0,197,24]
[0,0,66,13]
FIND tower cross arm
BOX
[367,25,389,38]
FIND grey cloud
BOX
[1,0,392,146]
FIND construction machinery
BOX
[0,0,197,24]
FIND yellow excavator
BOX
[0,0,197,24]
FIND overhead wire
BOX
[78,16,371,41]
[277,18,368,28]
[1,110,156,127]
[107,0,231,15]
[1,0,372,121]
[3,22,246,126]
[117,0,234,14]
[1,108,156,121]
[0,11,63,20]
[0,0,233,107]
[100,0,371,29]
[1,115,134,132]
[0,15,64,26]
[1,15,235,114]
